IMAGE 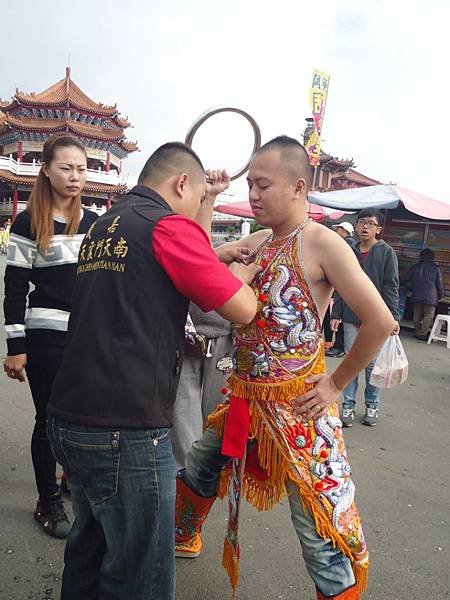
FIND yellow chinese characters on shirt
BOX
[77,216,129,275]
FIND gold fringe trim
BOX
[354,561,369,593]
[211,400,369,593]
[222,538,239,597]
[227,373,314,404]
[227,349,325,404]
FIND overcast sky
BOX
[1,0,449,202]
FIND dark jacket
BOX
[48,186,189,429]
[401,259,444,306]
[332,239,400,324]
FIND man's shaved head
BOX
[138,142,205,187]
[254,136,313,191]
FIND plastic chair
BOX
[427,314,450,349]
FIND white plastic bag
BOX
[369,334,409,389]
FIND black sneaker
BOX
[325,347,346,358]
[34,492,71,539]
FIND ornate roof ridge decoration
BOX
[0,114,132,143]
[0,169,128,193]
[122,140,139,152]
[0,69,138,155]
[319,150,354,172]
[12,67,118,117]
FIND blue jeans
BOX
[184,427,355,597]
[47,416,176,600]
[343,322,380,409]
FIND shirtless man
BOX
[175,136,394,600]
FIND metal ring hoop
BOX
[185,106,262,181]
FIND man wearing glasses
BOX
[331,208,400,427]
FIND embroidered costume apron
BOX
[208,226,369,594]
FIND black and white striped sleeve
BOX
[3,213,36,355]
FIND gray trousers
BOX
[171,335,233,469]
[413,302,435,337]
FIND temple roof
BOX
[0,169,127,194]
[0,112,138,155]
[319,151,354,172]
[2,113,124,141]
[336,168,381,186]
[1,67,118,117]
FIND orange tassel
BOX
[222,538,240,596]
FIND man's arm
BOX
[215,228,271,264]
[382,247,400,320]
[214,262,261,324]
[194,169,230,240]
[296,229,395,420]
[153,215,261,326]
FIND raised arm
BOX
[194,169,230,240]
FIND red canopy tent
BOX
[215,200,347,222]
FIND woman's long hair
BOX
[28,134,87,251]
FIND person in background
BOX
[3,134,97,538]
[171,305,233,468]
[401,248,444,340]
[334,221,357,247]
[325,222,356,358]
[0,218,12,254]
[331,208,399,427]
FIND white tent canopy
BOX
[308,184,450,220]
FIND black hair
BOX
[255,135,313,190]
[357,208,384,226]
[138,142,204,185]
[420,248,435,261]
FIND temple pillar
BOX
[105,151,111,172]
[12,186,19,220]
[106,193,112,210]
[17,141,23,162]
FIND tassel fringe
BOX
[210,398,368,593]
[222,538,240,597]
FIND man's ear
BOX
[175,173,188,198]
[294,177,307,196]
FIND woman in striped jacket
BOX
[3,134,97,538]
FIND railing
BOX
[0,155,127,186]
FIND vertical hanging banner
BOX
[305,69,330,166]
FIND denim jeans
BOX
[184,427,355,596]
[47,416,176,600]
[342,322,380,409]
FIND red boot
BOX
[175,475,216,558]
[317,583,359,599]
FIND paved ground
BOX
[0,253,449,600]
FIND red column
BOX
[12,186,19,220]
[105,151,111,172]
[17,141,23,162]
[106,193,112,210]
